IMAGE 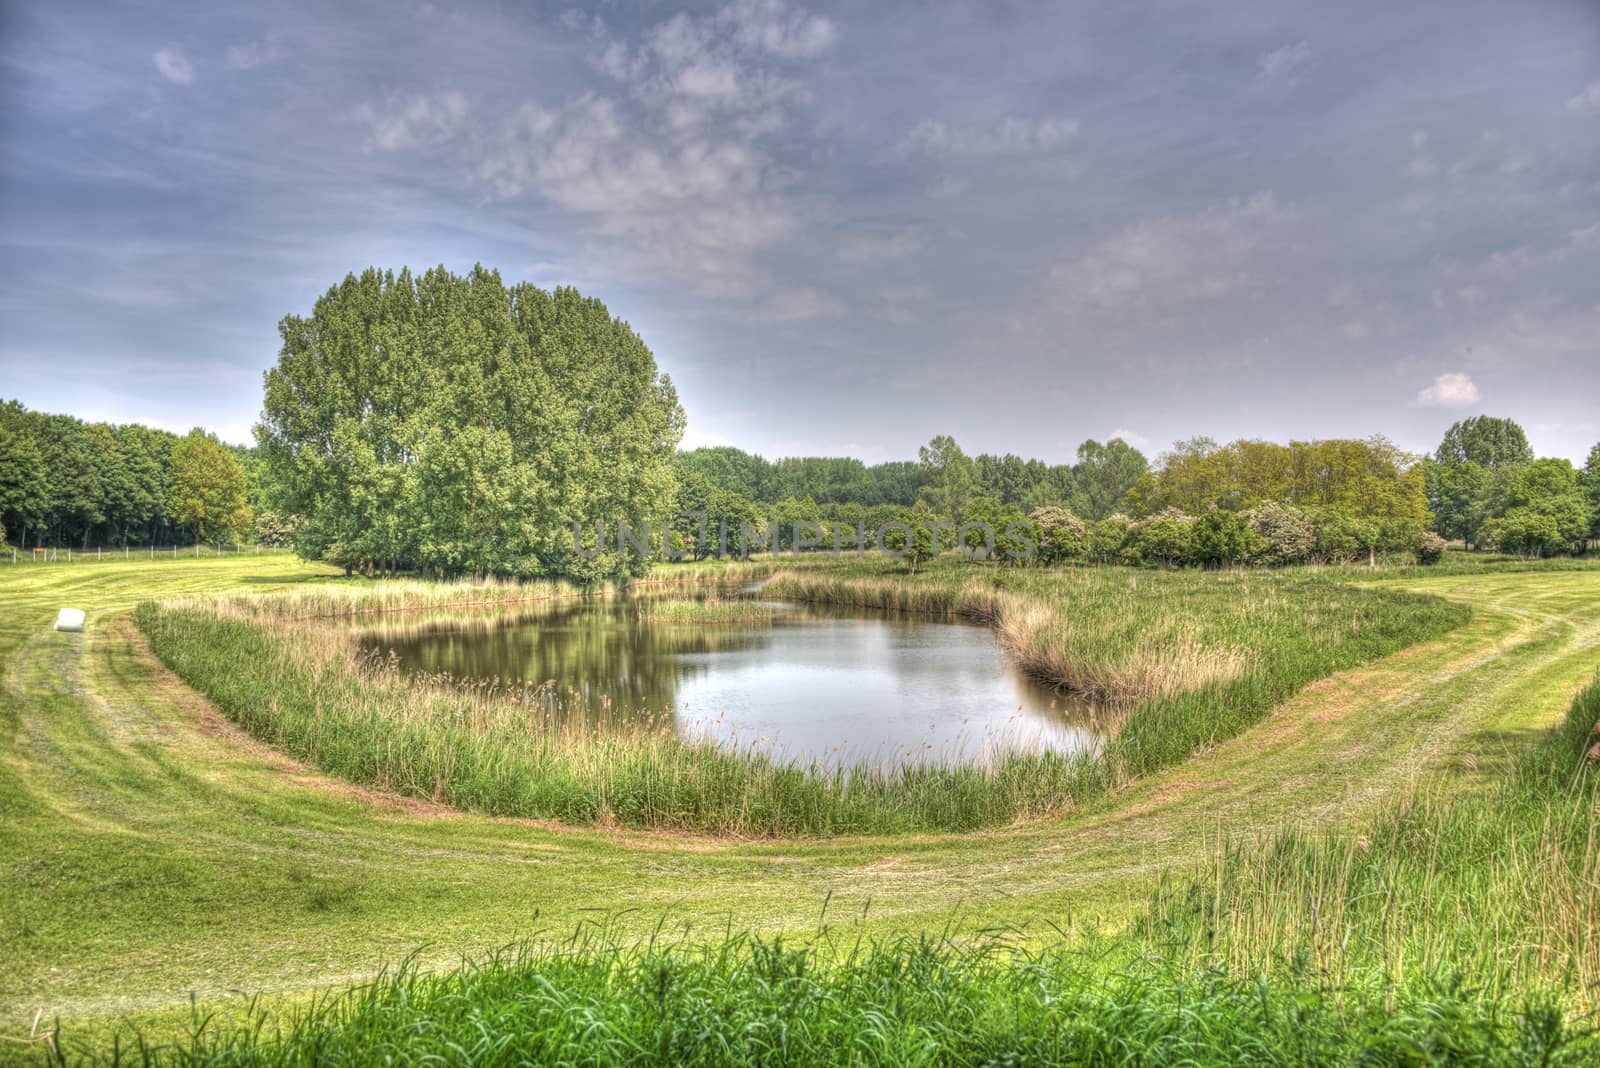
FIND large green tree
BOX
[0,403,48,548]
[1427,416,1534,549]
[1434,415,1534,469]
[1483,458,1592,557]
[1583,444,1600,543]
[258,266,684,579]
[1072,438,1149,519]
[170,429,252,544]
[918,435,977,521]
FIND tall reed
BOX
[134,564,1466,836]
[136,599,1103,835]
[1140,676,1600,1017]
[58,927,1597,1065]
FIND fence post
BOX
[67,547,72,563]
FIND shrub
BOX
[1086,514,1132,563]
[1377,517,1425,556]
[1247,502,1315,565]
[1417,531,1447,564]
[251,511,301,549]
[1127,507,1194,567]
[1029,506,1088,565]
[1311,507,1377,564]
[1497,508,1566,558]
[1190,510,1265,567]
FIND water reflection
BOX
[358,592,1108,769]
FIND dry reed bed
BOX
[163,560,778,623]
[761,563,1471,782]
[763,569,1247,701]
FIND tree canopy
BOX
[169,430,252,543]
[256,266,684,579]
[1434,415,1534,469]
[0,399,229,549]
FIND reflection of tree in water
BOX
[359,593,770,727]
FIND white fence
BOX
[7,544,289,564]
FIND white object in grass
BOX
[54,608,86,632]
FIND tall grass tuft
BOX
[638,598,775,625]
[55,927,1598,1066]
[1140,675,1600,1017]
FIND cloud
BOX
[559,9,607,39]
[356,91,468,152]
[1257,41,1311,82]
[586,0,830,136]
[838,229,924,263]
[1109,428,1149,447]
[1415,372,1481,407]
[899,115,1077,157]
[756,286,845,321]
[869,285,929,324]
[226,35,286,71]
[1404,131,1437,178]
[404,3,839,302]
[718,0,837,60]
[1568,82,1600,115]
[152,47,193,85]
[1052,191,1289,310]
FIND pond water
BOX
[359,595,1108,770]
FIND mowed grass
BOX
[3,555,1599,1060]
[42,677,1600,1065]
[132,562,1467,835]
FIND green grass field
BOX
[2,554,1597,1062]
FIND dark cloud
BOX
[1,0,1597,460]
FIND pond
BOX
[359,594,1108,770]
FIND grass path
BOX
[2,557,1596,1038]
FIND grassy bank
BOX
[133,563,1467,836]
[135,595,1097,835]
[1142,674,1600,1016]
[5,557,1598,1046]
[764,563,1472,782]
[40,664,1600,1066]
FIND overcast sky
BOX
[2,0,1597,464]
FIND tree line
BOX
[677,419,1600,565]
[8,263,1596,573]
[0,400,253,551]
